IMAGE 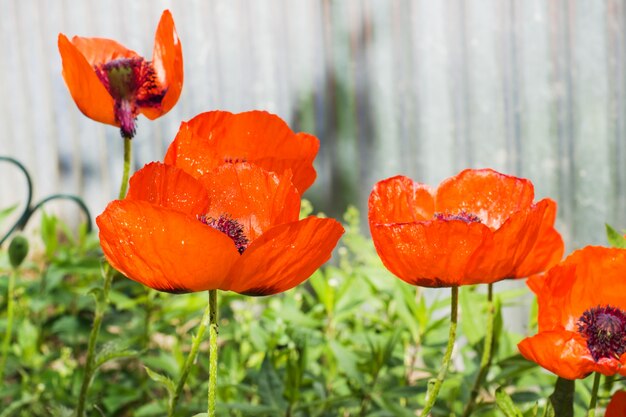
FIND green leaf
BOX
[0,204,17,226]
[606,224,626,248]
[495,386,524,417]
[0,393,39,417]
[144,365,176,397]
[257,356,287,411]
[94,341,139,370]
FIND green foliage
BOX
[606,223,626,248]
[0,206,613,416]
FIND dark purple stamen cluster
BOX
[434,211,482,223]
[198,214,249,254]
[223,158,247,164]
[94,57,164,138]
[577,305,626,361]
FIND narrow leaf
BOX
[495,387,524,417]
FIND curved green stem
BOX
[208,289,218,417]
[586,373,601,417]
[29,195,93,233]
[0,157,33,247]
[118,136,132,200]
[462,284,495,417]
[0,269,16,385]
[0,157,93,246]
[168,293,213,417]
[420,286,458,417]
[75,263,114,417]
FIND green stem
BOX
[208,289,218,417]
[0,269,16,385]
[587,373,601,417]
[549,377,574,417]
[420,286,458,417]
[75,263,114,417]
[462,284,495,417]
[118,136,132,200]
[141,289,155,348]
[168,293,213,417]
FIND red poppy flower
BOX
[96,162,343,295]
[606,391,626,417]
[58,10,183,138]
[518,246,626,380]
[163,111,319,194]
[368,168,564,287]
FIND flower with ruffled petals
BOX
[606,391,626,417]
[518,246,626,380]
[368,168,564,287]
[96,162,343,295]
[58,10,183,138]
[164,110,319,194]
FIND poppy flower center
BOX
[94,57,165,138]
[577,305,626,361]
[434,211,482,223]
[198,214,249,254]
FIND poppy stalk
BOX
[368,168,564,414]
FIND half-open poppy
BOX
[58,10,183,138]
[163,111,319,194]
[368,169,563,287]
[518,246,626,380]
[96,162,343,294]
[606,391,626,417]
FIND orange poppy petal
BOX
[97,200,239,293]
[535,247,626,332]
[198,163,301,241]
[370,220,491,287]
[146,9,183,119]
[517,330,611,380]
[368,176,435,224]
[164,111,319,193]
[223,217,344,295]
[70,36,138,66]
[512,199,563,277]
[435,168,535,229]
[606,391,626,417]
[464,200,559,282]
[126,162,209,216]
[58,34,116,125]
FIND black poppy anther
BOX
[577,305,626,361]
[434,211,482,223]
[198,214,249,254]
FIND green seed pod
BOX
[8,235,29,269]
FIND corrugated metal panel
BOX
[0,0,624,252]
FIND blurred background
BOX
[1,0,626,251]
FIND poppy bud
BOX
[8,235,29,269]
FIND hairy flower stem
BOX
[168,293,213,417]
[208,289,218,417]
[462,284,495,417]
[75,263,114,417]
[420,286,458,417]
[587,373,601,417]
[0,270,16,385]
[119,136,132,199]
